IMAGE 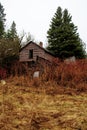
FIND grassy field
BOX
[0,80,87,130]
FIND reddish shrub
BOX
[7,59,87,92]
[0,67,7,79]
[42,59,87,89]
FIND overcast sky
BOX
[1,0,87,51]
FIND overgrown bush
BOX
[41,59,87,90]
[7,59,87,92]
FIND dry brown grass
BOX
[0,80,87,130]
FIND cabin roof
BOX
[20,41,55,57]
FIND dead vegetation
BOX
[0,59,87,130]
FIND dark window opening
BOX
[29,49,33,59]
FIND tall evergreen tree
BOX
[5,21,18,41]
[0,3,6,38]
[0,21,21,66]
[5,21,21,52]
[10,21,18,40]
[47,6,86,59]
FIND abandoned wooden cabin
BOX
[19,41,55,65]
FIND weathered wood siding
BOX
[19,42,54,62]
